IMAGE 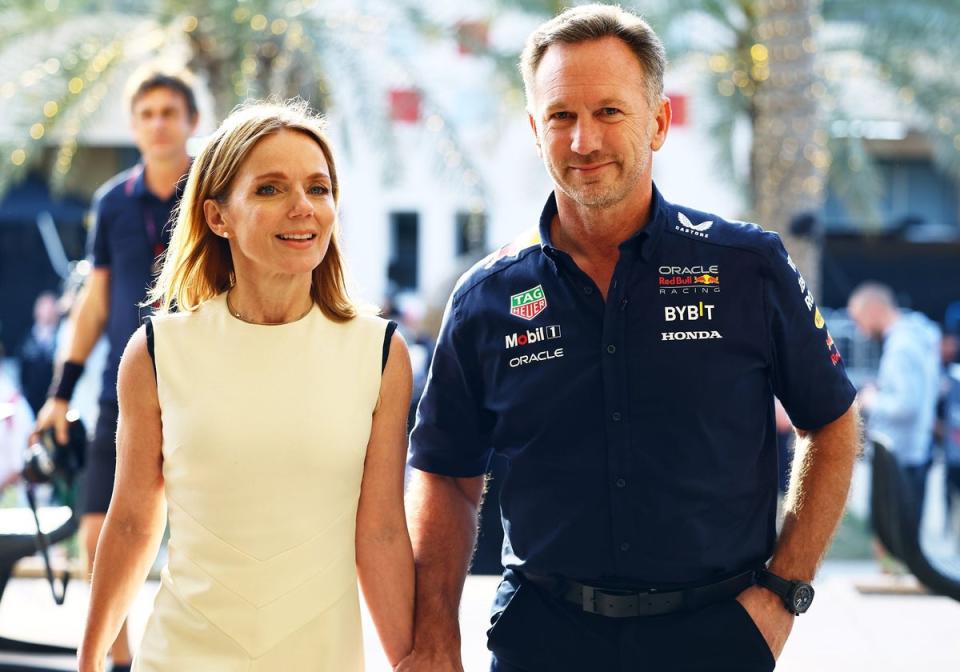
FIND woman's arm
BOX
[356,330,414,666]
[78,326,166,672]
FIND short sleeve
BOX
[409,293,494,477]
[88,191,111,268]
[764,234,856,430]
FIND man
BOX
[32,71,198,672]
[401,6,860,671]
[848,282,941,518]
[18,291,60,414]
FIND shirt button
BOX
[611,411,622,422]
[620,542,630,552]
[583,286,593,295]
[616,478,626,488]
[606,344,616,354]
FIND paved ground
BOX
[1,560,957,671]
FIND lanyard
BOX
[124,164,169,259]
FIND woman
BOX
[78,100,414,671]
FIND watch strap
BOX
[756,569,813,615]
[755,568,792,596]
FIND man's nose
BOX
[570,117,603,156]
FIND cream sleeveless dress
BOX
[134,293,387,671]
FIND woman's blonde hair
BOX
[148,98,356,321]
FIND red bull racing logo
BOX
[658,265,720,295]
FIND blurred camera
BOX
[22,411,86,485]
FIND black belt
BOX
[520,569,757,618]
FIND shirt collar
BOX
[131,162,191,204]
[129,164,148,199]
[537,182,668,264]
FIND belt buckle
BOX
[581,585,598,614]
[582,585,648,617]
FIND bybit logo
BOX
[664,302,715,322]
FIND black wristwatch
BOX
[755,569,815,615]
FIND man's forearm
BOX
[405,470,484,655]
[59,269,110,367]
[61,302,107,366]
[770,403,862,581]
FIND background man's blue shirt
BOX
[410,185,857,586]
[89,164,180,402]
[868,311,941,465]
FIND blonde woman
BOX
[78,100,414,671]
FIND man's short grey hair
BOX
[519,4,667,110]
[849,282,897,309]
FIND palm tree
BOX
[647,0,960,294]
[750,0,824,297]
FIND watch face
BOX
[790,584,815,614]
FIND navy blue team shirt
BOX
[90,164,181,403]
[409,184,857,586]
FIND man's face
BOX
[33,294,58,327]
[527,37,669,210]
[848,299,880,338]
[130,86,196,161]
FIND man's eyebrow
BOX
[542,97,630,114]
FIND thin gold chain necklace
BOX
[226,290,313,325]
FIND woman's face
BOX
[207,129,336,284]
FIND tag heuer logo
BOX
[510,285,547,320]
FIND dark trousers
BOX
[81,401,120,515]
[487,575,775,672]
[901,462,931,523]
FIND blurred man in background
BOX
[848,282,942,519]
[18,291,60,415]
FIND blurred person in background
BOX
[31,70,199,672]
[392,292,435,430]
[17,291,60,415]
[0,345,33,500]
[848,282,942,520]
[78,100,413,672]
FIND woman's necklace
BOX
[226,290,313,325]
